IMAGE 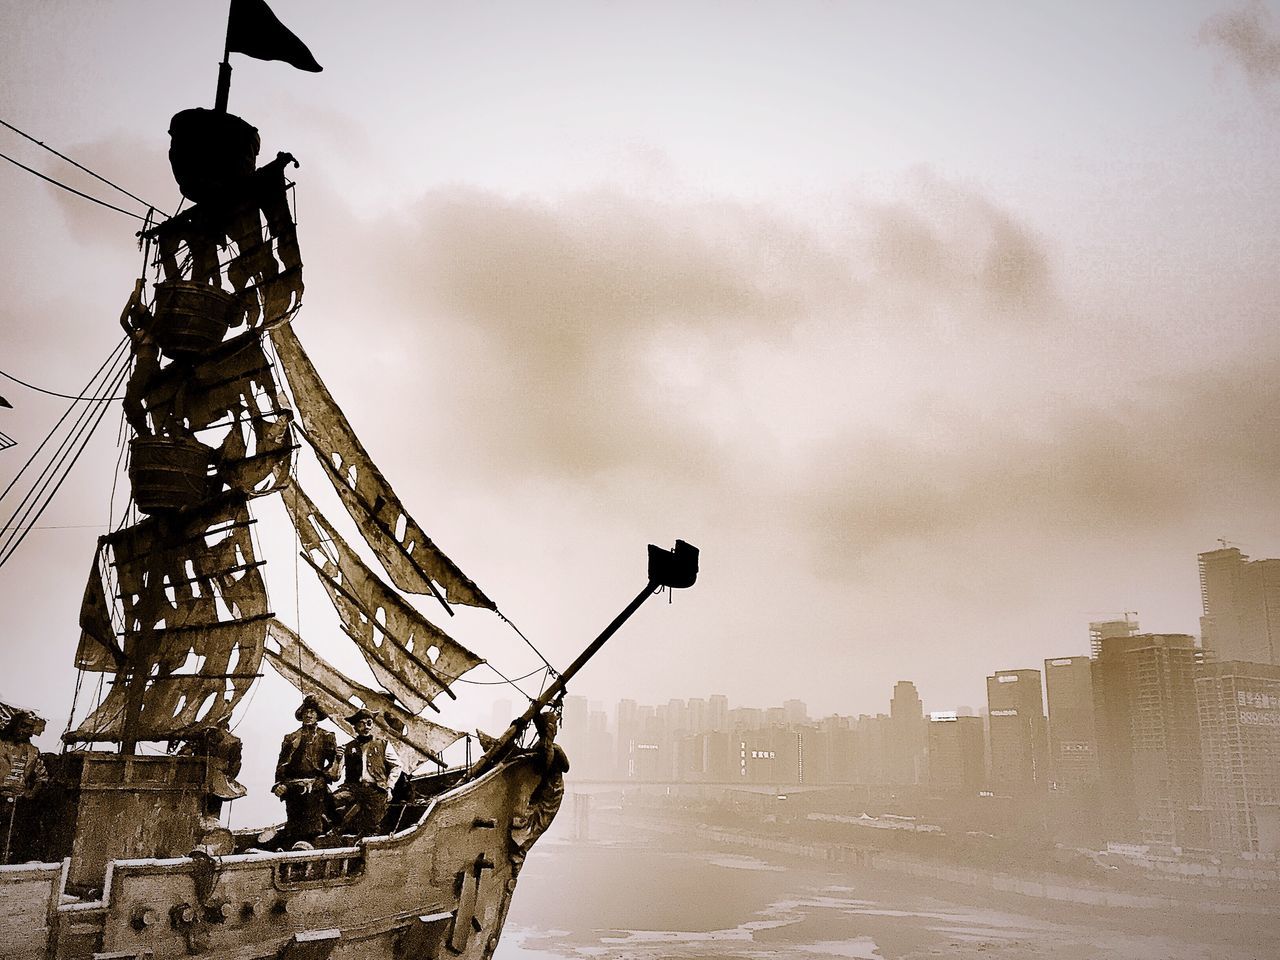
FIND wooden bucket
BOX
[151,281,237,358]
[129,436,211,513]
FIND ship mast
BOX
[469,540,698,779]
[215,6,234,114]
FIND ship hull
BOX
[0,754,545,960]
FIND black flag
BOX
[0,396,11,409]
[227,0,323,73]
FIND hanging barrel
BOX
[150,281,238,358]
[129,436,211,513]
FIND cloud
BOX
[365,177,1068,494]
[1201,1,1280,93]
[286,168,1280,619]
[797,351,1280,573]
[375,187,861,483]
[861,182,1058,326]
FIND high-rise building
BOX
[853,714,889,784]
[1044,656,1098,790]
[587,707,612,779]
[665,699,690,735]
[708,694,729,732]
[815,717,857,783]
[887,680,926,785]
[985,669,1047,794]
[687,697,708,734]
[738,729,792,783]
[615,698,639,778]
[926,712,986,794]
[783,699,809,725]
[1090,616,1139,659]
[1093,634,1203,848]
[560,695,591,777]
[729,707,764,730]
[1195,661,1280,856]
[1199,547,1280,665]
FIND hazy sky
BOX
[3,1,1280,779]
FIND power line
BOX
[0,524,110,531]
[0,117,166,213]
[0,337,128,506]
[0,354,129,567]
[0,366,126,401]
[0,338,131,567]
[0,148,149,222]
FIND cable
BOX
[0,366,127,401]
[0,149,149,222]
[0,371,123,565]
[0,354,130,566]
[0,117,166,213]
[455,666,550,686]
[497,609,557,675]
[469,658,535,702]
[0,346,131,566]
[0,336,129,505]
[0,524,113,530]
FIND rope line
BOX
[0,352,130,564]
[0,148,149,222]
[0,117,166,213]
[0,366,127,401]
[0,337,131,568]
[496,609,557,675]
[0,523,113,530]
[0,336,129,506]
[455,666,549,686]
[470,658,534,702]
[0,348,130,567]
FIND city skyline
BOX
[555,638,1280,857]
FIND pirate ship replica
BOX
[0,6,698,957]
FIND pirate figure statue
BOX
[271,694,339,847]
[335,708,402,837]
[509,707,570,874]
[178,715,247,821]
[0,711,48,864]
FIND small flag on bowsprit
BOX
[227,0,323,73]
[0,396,11,409]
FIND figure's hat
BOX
[295,694,327,721]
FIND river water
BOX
[497,808,1277,960]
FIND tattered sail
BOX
[66,496,269,742]
[74,554,121,672]
[134,329,296,499]
[149,148,304,327]
[264,620,464,770]
[270,322,495,610]
[283,483,483,713]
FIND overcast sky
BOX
[3,2,1280,791]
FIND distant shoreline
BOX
[622,813,1277,918]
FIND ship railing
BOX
[272,847,366,889]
